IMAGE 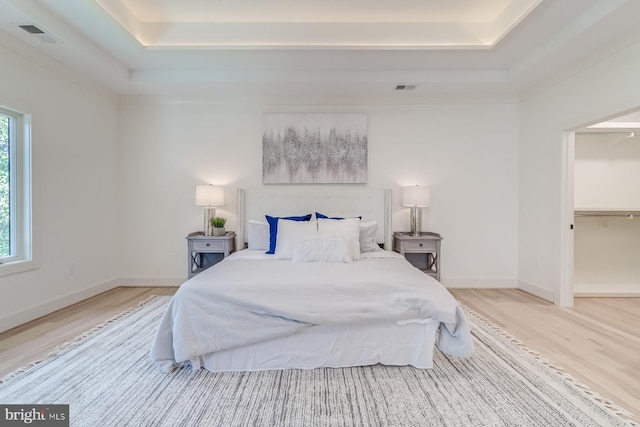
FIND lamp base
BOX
[410,206,422,237]
[203,207,216,236]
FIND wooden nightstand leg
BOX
[428,253,438,272]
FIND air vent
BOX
[394,84,416,91]
[17,24,61,44]
[19,25,45,34]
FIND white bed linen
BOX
[150,249,474,372]
[200,319,439,372]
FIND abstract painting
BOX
[263,113,368,184]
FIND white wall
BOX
[519,39,640,303]
[573,132,640,294]
[574,133,640,210]
[573,216,640,294]
[119,100,519,288]
[0,42,120,331]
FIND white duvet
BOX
[150,250,474,372]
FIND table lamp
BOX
[402,185,431,237]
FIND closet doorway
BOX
[572,111,640,298]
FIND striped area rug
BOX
[0,296,635,426]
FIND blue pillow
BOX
[265,214,312,254]
[315,212,362,220]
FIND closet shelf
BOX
[574,209,639,218]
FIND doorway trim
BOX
[558,131,575,307]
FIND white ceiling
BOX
[118,0,521,23]
[95,0,542,48]
[1,0,640,100]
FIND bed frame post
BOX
[237,188,246,250]
[384,188,392,250]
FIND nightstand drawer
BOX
[401,240,437,252]
[192,240,225,251]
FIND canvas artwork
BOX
[262,113,368,184]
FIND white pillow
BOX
[274,219,318,259]
[292,235,351,263]
[247,220,270,250]
[359,221,381,252]
[317,217,361,260]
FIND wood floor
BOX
[0,287,177,380]
[450,289,640,423]
[0,287,638,423]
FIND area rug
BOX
[0,296,635,427]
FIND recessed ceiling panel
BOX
[96,0,542,48]
[120,0,511,23]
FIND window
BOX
[0,105,33,275]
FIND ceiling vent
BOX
[395,84,416,91]
[18,24,60,44]
[19,24,45,34]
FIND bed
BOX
[151,188,473,373]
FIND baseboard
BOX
[518,280,555,303]
[0,277,184,333]
[442,278,517,289]
[0,278,120,333]
[574,283,640,297]
[118,277,185,287]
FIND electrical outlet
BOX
[69,263,76,275]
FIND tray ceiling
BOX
[0,0,639,99]
[95,0,542,48]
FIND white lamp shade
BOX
[196,185,225,206]
[402,185,431,207]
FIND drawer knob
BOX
[206,243,210,247]
[419,243,423,247]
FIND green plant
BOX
[211,217,227,228]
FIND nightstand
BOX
[186,232,235,279]
[393,232,442,281]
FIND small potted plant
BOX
[211,217,227,236]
